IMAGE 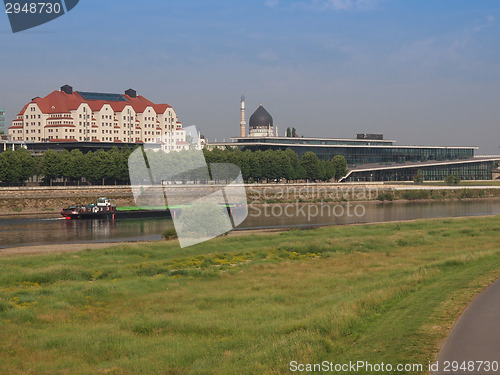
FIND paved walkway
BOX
[432,277,500,375]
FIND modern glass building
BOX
[209,136,499,181]
[232,136,475,165]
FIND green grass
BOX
[1,217,500,374]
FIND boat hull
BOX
[61,209,174,220]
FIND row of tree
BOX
[0,147,133,185]
[203,148,347,183]
[0,146,348,185]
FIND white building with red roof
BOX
[8,85,185,145]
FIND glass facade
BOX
[227,136,495,181]
[345,161,494,182]
[238,142,474,165]
[236,137,394,147]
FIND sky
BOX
[1,0,500,153]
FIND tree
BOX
[283,148,301,181]
[15,148,36,184]
[321,160,335,181]
[246,149,262,182]
[69,149,87,185]
[40,149,63,185]
[445,173,460,185]
[0,150,22,184]
[413,170,424,184]
[301,151,321,181]
[291,127,296,137]
[286,127,291,137]
[59,150,73,186]
[332,155,348,180]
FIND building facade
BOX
[0,109,5,134]
[8,85,185,145]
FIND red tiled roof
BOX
[9,126,23,129]
[17,90,172,116]
[17,104,29,116]
[153,104,170,114]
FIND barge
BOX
[61,198,173,220]
[61,198,243,220]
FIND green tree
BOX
[0,149,22,184]
[413,170,424,184]
[321,160,335,181]
[301,151,321,181]
[69,149,87,185]
[291,127,296,137]
[286,127,291,137]
[84,150,107,185]
[41,149,63,186]
[15,148,36,184]
[246,149,262,182]
[445,173,460,185]
[58,150,73,186]
[332,155,348,180]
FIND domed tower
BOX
[249,103,274,137]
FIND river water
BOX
[1,200,500,249]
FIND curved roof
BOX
[249,104,273,128]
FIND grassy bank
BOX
[0,217,500,374]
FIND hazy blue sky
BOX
[1,0,500,153]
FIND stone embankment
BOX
[0,186,135,215]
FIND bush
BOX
[377,191,394,201]
[413,171,424,184]
[445,174,461,185]
[162,228,178,240]
[401,190,430,200]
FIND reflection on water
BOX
[0,217,170,248]
[240,200,500,229]
[0,200,500,248]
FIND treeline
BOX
[0,146,348,186]
[0,147,132,186]
[203,148,347,183]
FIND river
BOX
[1,200,499,249]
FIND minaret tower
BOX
[240,93,246,138]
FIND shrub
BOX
[445,174,461,185]
[377,191,394,201]
[401,190,430,200]
[162,228,178,240]
[413,171,424,184]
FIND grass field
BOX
[1,217,500,374]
